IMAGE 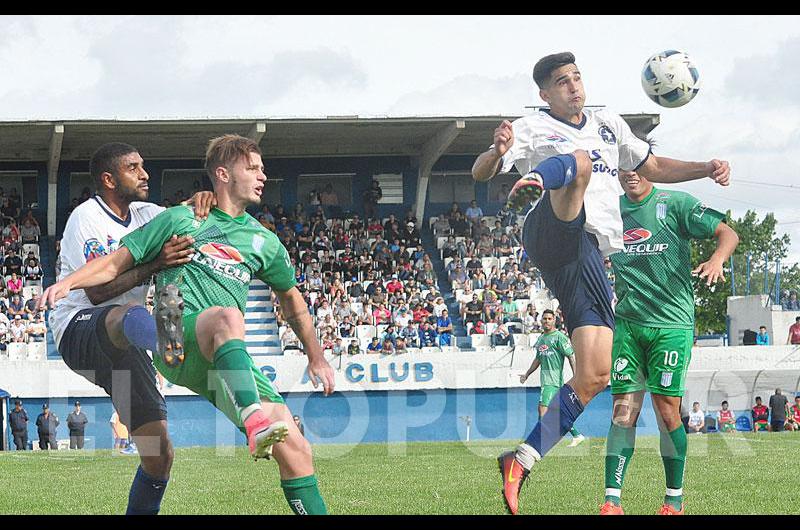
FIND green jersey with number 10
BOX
[611,188,724,330]
[122,206,296,316]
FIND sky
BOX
[2,15,799,263]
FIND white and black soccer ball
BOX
[641,50,700,108]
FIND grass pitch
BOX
[1,432,797,515]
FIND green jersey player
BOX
[41,135,335,515]
[520,309,584,446]
[600,170,738,516]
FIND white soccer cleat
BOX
[567,434,586,447]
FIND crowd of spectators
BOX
[683,389,800,434]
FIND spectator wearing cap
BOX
[67,401,88,450]
[756,326,770,345]
[401,221,421,247]
[9,399,29,450]
[385,275,404,295]
[27,312,47,342]
[9,314,26,342]
[395,306,413,328]
[36,403,59,450]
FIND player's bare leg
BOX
[195,307,288,459]
[652,394,686,515]
[131,420,174,480]
[601,391,644,515]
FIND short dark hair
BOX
[533,52,577,89]
[542,309,555,318]
[756,396,762,401]
[90,142,139,187]
[721,400,728,406]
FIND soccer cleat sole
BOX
[156,284,185,368]
[252,421,290,461]
[506,173,544,213]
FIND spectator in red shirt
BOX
[372,304,391,325]
[412,303,431,324]
[787,317,800,345]
[386,275,404,294]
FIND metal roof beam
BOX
[415,120,465,223]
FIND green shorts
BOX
[540,385,560,407]
[754,420,769,432]
[610,318,693,397]
[720,422,736,433]
[153,312,285,432]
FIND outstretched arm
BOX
[275,286,335,395]
[692,222,739,287]
[85,235,195,304]
[638,154,730,186]
[473,121,514,182]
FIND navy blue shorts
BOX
[522,192,614,335]
[60,305,167,432]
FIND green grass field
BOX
[1,432,798,515]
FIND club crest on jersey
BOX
[252,234,265,254]
[623,228,652,243]
[545,133,568,143]
[656,203,668,220]
[83,238,107,262]
[199,242,243,265]
[598,125,617,145]
[661,372,673,388]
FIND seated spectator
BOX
[381,338,396,355]
[280,326,302,352]
[449,264,469,290]
[320,327,336,351]
[9,315,26,343]
[786,395,800,432]
[512,273,530,300]
[464,294,484,325]
[3,249,22,277]
[395,337,408,354]
[437,309,453,347]
[20,210,39,229]
[370,286,387,307]
[401,322,420,348]
[433,297,448,318]
[469,320,485,335]
[382,325,398,346]
[347,339,361,355]
[372,303,392,325]
[339,315,355,338]
[395,306,413,328]
[491,321,512,347]
[783,290,800,311]
[2,219,20,244]
[20,218,39,244]
[416,262,437,289]
[523,305,541,333]
[386,275,404,295]
[412,303,431,324]
[6,273,22,296]
[24,294,40,320]
[496,235,514,258]
[23,257,42,284]
[27,313,46,342]
[367,337,382,354]
[465,200,483,225]
[471,269,487,290]
[483,291,502,322]
[450,212,470,237]
[332,338,345,356]
[756,325,770,345]
[687,402,705,433]
[717,401,736,433]
[433,215,451,235]
[315,314,335,333]
[752,397,770,432]
[7,294,24,320]
[501,296,521,323]
[420,322,438,347]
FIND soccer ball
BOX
[641,50,700,108]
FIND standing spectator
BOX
[437,309,453,347]
[9,399,29,450]
[293,415,305,437]
[756,326,770,345]
[787,317,800,345]
[783,291,800,311]
[752,397,770,432]
[110,409,129,451]
[36,403,59,450]
[717,401,736,433]
[67,401,88,450]
[362,180,382,220]
[769,388,788,432]
[687,402,705,434]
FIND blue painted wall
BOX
[8,389,679,450]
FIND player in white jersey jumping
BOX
[50,142,213,515]
[472,52,730,515]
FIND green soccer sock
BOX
[570,427,582,438]
[281,475,328,515]
[604,423,636,505]
[213,339,260,422]
[660,425,687,510]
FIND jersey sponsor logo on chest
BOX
[192,249,251,284]
[622,228,668,255]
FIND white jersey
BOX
[689,410,705,427]
[498,108,651,256]
[50,196,164,348]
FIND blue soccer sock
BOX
[523,384,585,458]
[533,153,578,190]
[122,305,157,352]
[126,465,169,515]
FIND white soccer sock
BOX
[666,488,683,497]
[515,443,541,471]
[240,403,262,424]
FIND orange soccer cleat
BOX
[244,410,289,460]
[658,503,685,515]
[497,451,529,515]
[600,501,625,515]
